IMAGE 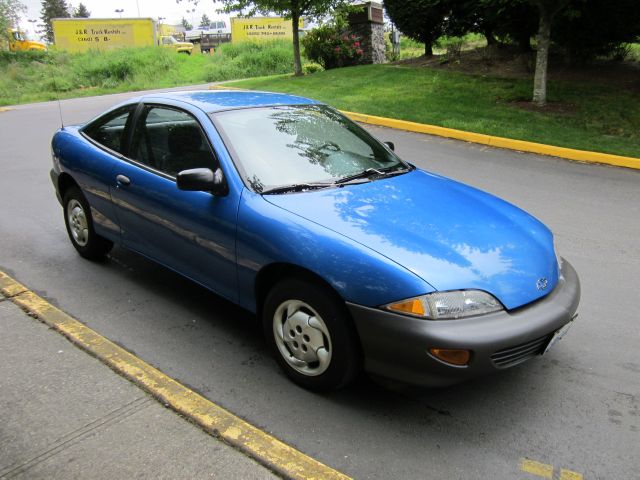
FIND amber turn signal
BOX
[429,348,471,366]
[386,298,425,317]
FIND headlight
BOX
[383,290,503,320]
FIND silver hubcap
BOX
[67,199,89,247]
[273,300,332,376]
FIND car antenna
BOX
[48,65,65,128]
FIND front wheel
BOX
[63,186,113,260]
[263,278,361,391]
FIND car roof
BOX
[134,90,321,113]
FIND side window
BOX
[130,106,216,177]
[83,106,135,155]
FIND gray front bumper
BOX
[348,259,580,387]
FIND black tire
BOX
[263,277,362,391]
[63,186,113,260]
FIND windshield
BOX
[212,105,408,193]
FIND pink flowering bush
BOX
[302,25,365,70]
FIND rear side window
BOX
[83,106,135,155]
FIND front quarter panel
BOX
[236,191,434,313]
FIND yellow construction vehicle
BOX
[8,29,47,52]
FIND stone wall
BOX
[349,22,386,64]
[347,2,386,65]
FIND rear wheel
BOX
[63,186,113,260]
[263,278,361,391]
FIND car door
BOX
[109,103,239,303]
[76,104,138,242]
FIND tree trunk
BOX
[483,29,497,46]
[424,42,433,57]
[532,9,551,106]
[292,12,302,76]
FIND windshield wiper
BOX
[335,165,409,185]
[261,182,335,195]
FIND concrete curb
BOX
[207,85,640,170]
[0,270,351,480]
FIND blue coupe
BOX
[50,90,580,390]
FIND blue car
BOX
[50,90,580,390]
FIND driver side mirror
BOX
[176,167,229,196]
[384,141,395,151]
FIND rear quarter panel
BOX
[52,127,121,242]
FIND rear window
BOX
[82,105,135,155]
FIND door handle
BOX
[116,174,131,186]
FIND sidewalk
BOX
[0,298,277,480]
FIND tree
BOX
[552,0,640,62]
[219,0,349,76]
[199,13,211,28]
[467,0,537,51]
[73,2,89,18]
[384,0,451,57]
[528,0,569,106]
[181,17,193,30]
[41,0,70,43]
[0,0,26,43]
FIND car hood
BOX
[265,169,558,310]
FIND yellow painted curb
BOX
[341,111,640,170]
[0,107,13,113]
[208,85,245,91]
[204,85,639,170]
[0,270,351,480]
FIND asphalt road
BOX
[1,88,638,480]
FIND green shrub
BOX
[302,25,365,69]
[302,62,323,74]
[0,49,49,66]
[85,58,133,82]
[203,40,295,82]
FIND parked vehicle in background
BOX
[186,20,231,43]
[158,35,193,54]
[7,29,47,51]
[200,32,231,53]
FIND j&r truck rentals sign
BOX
[51,18,156,52]
[231,17,304,43]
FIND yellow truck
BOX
[51,17,157,52]
[158,35,193,55]
[8,29,47,51]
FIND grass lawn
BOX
[0,41,296,106]
[229,64,640,158]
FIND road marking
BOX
[520,458,583,480]
[559,469,584,480]
[0,270,351,480]
[0,107,13,113]
[521,459,554,478]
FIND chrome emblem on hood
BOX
[536,278,548,290]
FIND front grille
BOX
[491,334,552,369]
